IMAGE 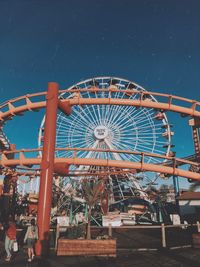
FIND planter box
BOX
[57,239,116,257]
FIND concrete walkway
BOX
[1,245,200,267]
[1,226,200,267]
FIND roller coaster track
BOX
[163,154,197,167]
[0,88,200,181]
[0,148,200,180]
[0,88,200,122]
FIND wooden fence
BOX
[54,222,200,251]
[14,222,200,252]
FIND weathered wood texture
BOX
[57,239,116,257]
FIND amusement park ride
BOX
[0,76,200,255]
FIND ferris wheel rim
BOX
[38,76,173,204]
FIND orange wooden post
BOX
[35,82,59,256]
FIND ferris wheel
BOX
[39,77,172,206]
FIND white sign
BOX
[57,216,70,226]
[170,214,181,225]
[102,214,122,227]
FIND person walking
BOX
[24,218,38,262]
[5,219,17,262]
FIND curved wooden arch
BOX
[0,155,200,181]
[0,88,200,182]
[1,147,199,166]
[0,88,200,122]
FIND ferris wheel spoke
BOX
[107,100,131,125]
[111,89,121,99]
[119,133,137,139]
[104,91,131,125]
[74,140,91,147]
[59,114,92,133]
[58,151,71,158]
[139,135,161,142]
[105,100,126,122]
[133,110,155,124]
[136,132,159,137]
[134,143,162,155]
[130,106,151,119]
[71,107,97,129]
[82,105,102,127]
[135,142,158,149]
[95,105,103,125]
[136,124,156,134]
[111,112,133,130]
[133,114,155,126]
[90,105,101,125]
[97,105,103,125]
[109,107,137,129]
[129,92,141,100]
[57,116,88,130]
[122,152,140,162]
[62,128,86,138]
[137,127,162,134]
[106,92,126,117]
[147,156,163,163]
[73,107,96,127]
[113,106,148,129]
[107,104,135,128]
[117,116,137,132]
[103,103,113,126]
[119,143,138,153]
[106,107,123,128]
[136,138,157,146]
[142,108,156,120]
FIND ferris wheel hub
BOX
[94,125,109,140]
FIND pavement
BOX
[1,227,200,266]
[1,245,200,267]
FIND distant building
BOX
[178,191,200,223]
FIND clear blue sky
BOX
[0,0,200,189]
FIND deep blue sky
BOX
[0,0,200,188]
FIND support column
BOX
[36,82,59,256]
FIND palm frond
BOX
[82,179,103,207]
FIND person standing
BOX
[5,219,17,262]
[24,218,38,262]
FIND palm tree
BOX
[82,179,104,239]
